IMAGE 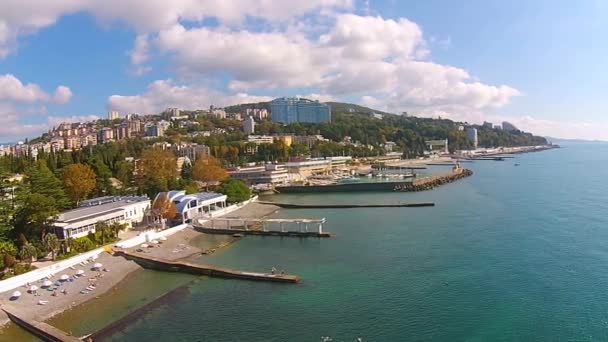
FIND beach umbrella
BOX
[93,263,102,269]
[76,270,85,275]
[11,291,21,298]
[150,240,159,244]
[42,280,53,287]
[28,285,38,292]
[140,244,149,248]
[60,274,69,281]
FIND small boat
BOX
[37,300,49,305]
[233,233,244,238]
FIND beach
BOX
[0,252,141,328]
[0,201,280,339]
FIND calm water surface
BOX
[6,144,608,341]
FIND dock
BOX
[194,217,331,238]
[2,308,81,342]
[114,250,300,283]
[258,202,434,209]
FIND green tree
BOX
[28,160,69,209]
[12,193,58,241]
[62,163,97,204]
[43,233,60,260]
[138,148,177,198]
[18,243,37,264]
[217,179,251,203]
[95,221,110,244]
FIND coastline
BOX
[0,201,280,340]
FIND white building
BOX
[228,164,289,185]
[243,116,255,135]
[53,196,150,239]
[167,107,180,117]
[108,111,120,120]
[466,127,478,149]
[247,135,274,144]
[154,191,228,224]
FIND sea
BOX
[5,143,608,341]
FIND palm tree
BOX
[18,243,37,264]
[110,222,126,239]
[95,221,110,244]
[43,233,60,260]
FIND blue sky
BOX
[0,0,607,141]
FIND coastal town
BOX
[0,97,556,340]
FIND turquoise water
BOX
[100,144,608,341]
[11,144,608,341]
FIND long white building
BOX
[53,196,151,239]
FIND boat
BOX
[37,300,49,305]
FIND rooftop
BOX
[58,196,150,223]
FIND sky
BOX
[1,0,607,142]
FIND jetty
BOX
[2,308,81,342]
[395,168,473,192]
[258,202,434,209]
[194,217,331,238]
[114,250,300,283]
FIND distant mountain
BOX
[325,102,393,116]
[225,100,393,116]
[545,137,608,144]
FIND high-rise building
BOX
[502,121,519,132]
[466,127,478,149]
[108,111,120,120]
[243,116,255,135]
[270,97,331,124]
[167,107,180,117]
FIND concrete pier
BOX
[196,217,332,237]
[115,250,300,283]
[258,202,435,209]
[2,308,81,342]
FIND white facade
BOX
[154,191,228,223]
[108,111,120,120]
[54,196,150,239]
[466,127,478,149]
[243,116,255,135]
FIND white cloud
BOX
[129,34,149,65]
[0,104,48,141]
[53,85,73,104]
[0,74,50,102]
[0,74,73,104]
[47,115,100,127]
[107,79,272,114]
[0,74,73,141]
[0,0,353,57]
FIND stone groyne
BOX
[2,308,81,342]
[114,250,300,283]
[396,169,473,192]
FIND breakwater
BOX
[396,169,473,192]
[2,308,81,342]
[258,202,435,208]
[275,181,407,193]
[114,250,300,283]
[88,285,190,341]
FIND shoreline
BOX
[0,201,280,339]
